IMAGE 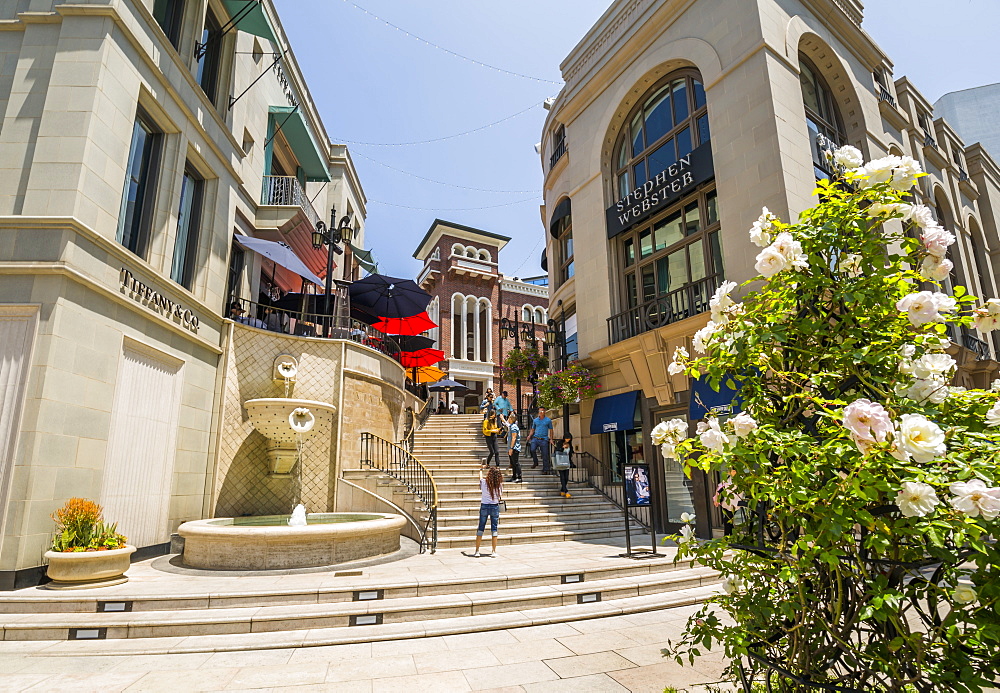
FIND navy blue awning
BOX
[590,391,641,434]
[689,374,742,419]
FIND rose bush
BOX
[663,148,1000,691]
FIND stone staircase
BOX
[414,415,645,549]
[0,555,717,653]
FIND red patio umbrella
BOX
[373,312,437,336]
[398,348,445,369]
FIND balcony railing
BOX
[959,168,970,182]
[261,175,320,228]
[227,295,403,361]
[549,139,567,169]
[607,274,720,345]
[877,86,896,108]
[963,333,991,361]
[922,133,937,150]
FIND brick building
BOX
[414,220,549,413]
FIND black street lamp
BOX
[499,311,542,429]
[312,207,353,318]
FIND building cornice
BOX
[413,220,511,261]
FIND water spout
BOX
[288,503,307,526]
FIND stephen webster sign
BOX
[605,142,714,239]
[120,268,200,332]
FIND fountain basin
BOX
[243,398,337,477]
[178,513,406,570]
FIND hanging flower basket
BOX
[538,361,599,408]
[502,346,549,382]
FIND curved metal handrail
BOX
[359,432,438,553]
[578,451,652,531]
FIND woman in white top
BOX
[473,465,504,557]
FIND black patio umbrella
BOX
[347,274,431,319]
[392,334,435,352]
[269,292,332,315]
[427,379,469,392]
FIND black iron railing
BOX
[578,451,651,530]
[549,139,567,169]
[607,274,720,345]
[964,333,991,361]
[400,399,432,452]
[360,432,438,553]
[876,86,896,108]
[923,132,937,149]
[227,296,402,360]
[959,168,970,182]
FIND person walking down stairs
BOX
[482,412,502,467]
[473,465,504,557]
[554,436,573,498]
[506,413,523,483]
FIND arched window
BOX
[478,300,490,362]
[465,297,477,359]
[799,54,846,178]
[465,248,476,258]
[534,308,544,324]
[478,249,490,262]
[610,69,720,337]
[452,243,464,256]
[968,217,993,300]
[522,306,532,322]
[451,294,464,358]
[552,203,573,286]
[613,71,708,199]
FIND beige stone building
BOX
[539,0,1000,537]
[0,0,407,588]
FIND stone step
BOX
[24,585,718,655]
[437,509,625,526]
[434,527,647,548]
[0,565,716,643]
[434,489,602,501]
[435,517,642,537]
[436,500,616,516]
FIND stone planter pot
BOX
[43,545,136,590]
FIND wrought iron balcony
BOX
[261,175,320,228]
[959,168,970,182]
[607,274,720,345]
[877,86,896,108]
[549,139,567,169]
[963,333,991,361]
[922,133,937,149]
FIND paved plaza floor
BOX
[0,536,729,691]
[0,606,726,692]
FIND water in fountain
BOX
[288,503,307,526]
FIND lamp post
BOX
[312,207,353,322]
[545,299,569,439]
[499,312,540,429]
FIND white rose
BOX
[755,246,790,278]
[921,226,956,259]
[896,291,956,326]
[699,418,730,451]
[905,378,950,405]
[722,575,744,594]
[832,145,864,169]
[891,156,922,191]
[730,412,758,438]
[692,321,719,354]
[749,222,772,248]
[909,205,937,229]
[972,299,1000,332]
[985,402,1000,427]
[651,421,671,446]
[679,512,696,524]
[660,442,676,459]
[949,479,1000,520]
[897,414,947,463]
[678,524,695,544]
[771,232,809,270]
[860,155,901,186]
[919,255,953,281]
[710,281,738,323]
[953,584,978,606]
[838,253,863,277]
[911,353,956,379]
[992,379,1000,393]
[666,418,689,437]
[895,481,940,517]
[869,202,911,219]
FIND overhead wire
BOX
[340,0,562,85]
[351,151,537,194]
[336,101,545,147]
[368,197,541,212]
[508,236,545,276]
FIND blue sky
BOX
[273,0,1000,280]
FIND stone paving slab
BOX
[0,609,726,692]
